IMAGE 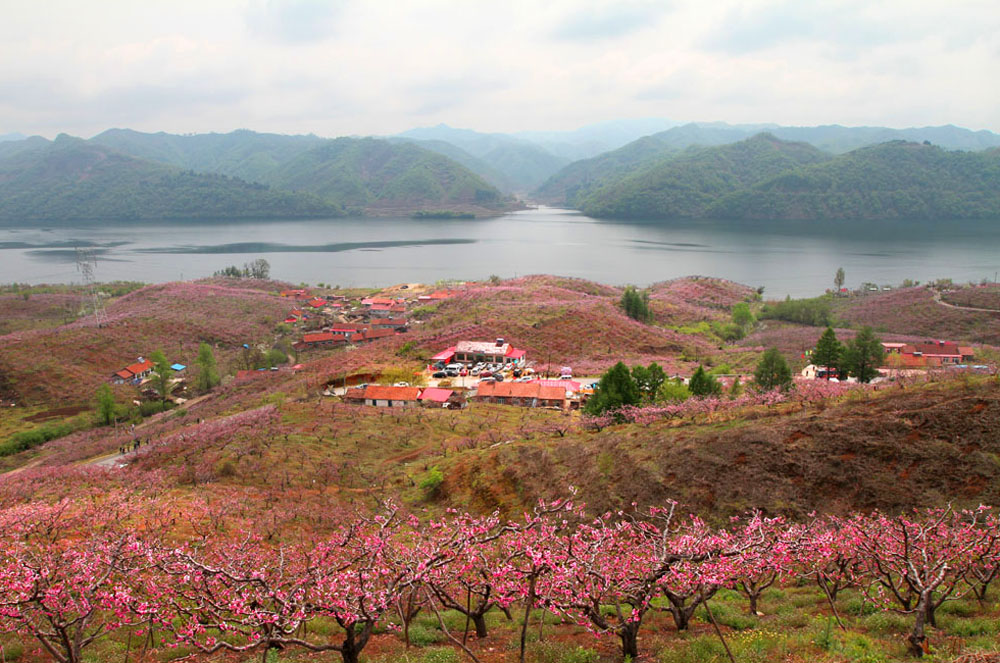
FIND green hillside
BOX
[711,140,1000,220]
[89,128,327,183]
[397,124,569,192]
[533,134,679,205]
[262,137,512,215]
[0,137,342,221]
[580,133,831,218]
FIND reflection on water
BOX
[0,207,997,298]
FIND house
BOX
[297,332,343,349]
[369,303,407,318]
[361,385,421,407]
[882,341,972,367]
[112,357,155,383]
[372,318,408,330]
[474,382,566,409]
[280,289,310,298]
[307,298,327,309]
[454,339,527,365]
[431,346,457,365]
[418,290,457,302]
[361,296,397,308]
[357,328,397,343]
[418,387,465,408]
[330,325,362,337]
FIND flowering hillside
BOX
[0,281,289,405]
[412,276,740,374]
[834,286,1000,344]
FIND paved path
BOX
[932,290,1000,314]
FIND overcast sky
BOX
[2,0,998,139]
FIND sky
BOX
[1,0,998,139]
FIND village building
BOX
[474,381,566,408]
[359,385,421,407]
[417,290,457,302]
[111,357,155,384]
[369,303,407,318]
[280,289,309,298]
[371,318,408,330]
[417,387,465,408]
[445,339,528,365]
[882,341,974,367]
[296,332,343,349]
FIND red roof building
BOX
[307,298,327,309]
[475,382,565,408]
[362,385,421,407]
[418,387,453,403]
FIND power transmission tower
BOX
[75,246,108,327]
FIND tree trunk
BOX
[908,596,929,657]
[619,622,640,662]
[748,592,759,616]
[472,613,488,639]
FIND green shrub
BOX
[419,466,445,499]
[420,648,460,663]
[407,624,445,647]
[940,616,999,637]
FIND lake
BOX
[1,207,998,298]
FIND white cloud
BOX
[0,0,996,138]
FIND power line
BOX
[75,246,108,327]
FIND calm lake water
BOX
[1,207,998,298]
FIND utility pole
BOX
[75,247,108,327]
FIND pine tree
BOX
[754,348,793,391]
[841,326,884,383]
[631,362,666,401]
[195,342,220,392]
[620,286,651,323]
[688,365,721,397]
[584,362,641,416]
[95,383,116,426]
[149,350,175,405]
[813,327,842,378]
[834,267,845,291]
[729,375,743,398]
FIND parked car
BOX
[432,371,447,379]
[433,361,446,370]
[446,363,463,371]
[480,370,492,378]
[459,369,468,376]
[394,381,410,387]
[512,369,522,378]
[478,377,495,383]
[445,369,459,377]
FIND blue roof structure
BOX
[171,363,186,371]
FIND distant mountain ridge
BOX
[577,134,1000,221]
[535,122,1000,206]
[0,136,341,221]
[0,130,515,220]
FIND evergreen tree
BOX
[754,348,793,391]
[729,375,744,398]
[631,362,666,401]
[813,327,842,378]
[841,326,884,383]
[731,302,755,333]
[688,365,722,397]
[95,383,116,426]
[195,342,220,392]
[149,350,175,405]
[620,286,651,323]
[584,361,641,417]
[834,267,845,290]
[656,378,691,403]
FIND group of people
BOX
[118,438,144,455]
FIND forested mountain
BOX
[389,137,517,192]
[710,140,1000,220]
[536,122,1000,206]
[89,128,327,183]
[0,137,342,221]
[396,124,569,192]
[533,135,680,206]
[579,134,831,218]
[260,137,511,215]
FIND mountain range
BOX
[0,131,514,221]
[576,134,1000,221]
[2,119,999,223]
